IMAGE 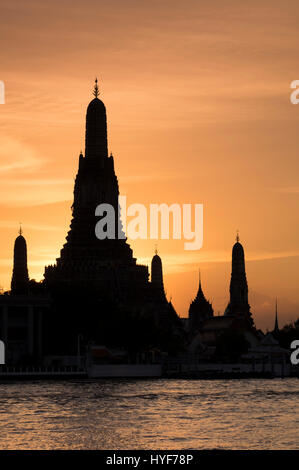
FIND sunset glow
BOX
[1,0,299,330]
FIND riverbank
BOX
[0,361,298,380]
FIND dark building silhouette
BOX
[225,233,253,325]
[41,81,185,356]
[146,250,186,351]
[44,80,148,300]
[0,81,267,367]
[11,227,29,295]
[151,248,166,300]
[0,229,49,364]
[189,234,257,355]
[188,270,213,333]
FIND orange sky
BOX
[0,0,299,331]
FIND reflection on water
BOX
[0,379,298,449]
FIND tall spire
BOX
[188,269,213,332]
[194,268,208,301]
[93,77,100,98]
[225,235,253,323]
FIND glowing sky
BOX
[1,0,299,330]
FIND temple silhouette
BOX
[0,81,285,371]
[45,79,149,300]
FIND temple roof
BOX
[87,97,106,112]
[232,240,245,257]
[85,79,108,161]
[152,253,162,265]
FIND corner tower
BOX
[151,248,166,300]
[11,227,29,294]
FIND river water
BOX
[0,378,298,449]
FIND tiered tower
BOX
[44,80,148,299]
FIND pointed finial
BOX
[19,222,22,236]
[236,230,240,243]
[155,243,158,255]
[93,77,100,98]
[198,268,201,286]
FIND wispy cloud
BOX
[0,221,62,232]
[121,172,190,183]
[274,187,299,194]
[0,176,72,206]
[0,136,43,173]
[0,136,72,205]
[137,249,299,274]
[0,258,53,268]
